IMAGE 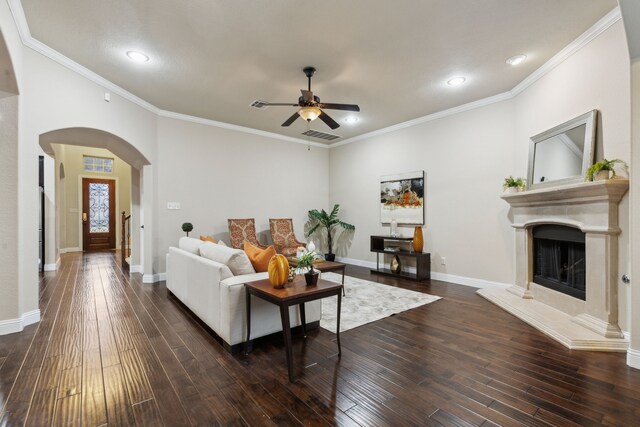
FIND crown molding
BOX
[332,6,622,148]
[8,0,621,150]
[158,110,328,148]
[510,7,621,97]
[7,0,325,149]
[330,91,513,148]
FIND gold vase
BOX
[413,226,424,253]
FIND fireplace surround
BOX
[479,179,629,351]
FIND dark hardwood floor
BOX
[1,251,639,426]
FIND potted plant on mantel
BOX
[586,158,622,181]
[306,204,356,262]
[295,249,319,286]
[503,176,526,193]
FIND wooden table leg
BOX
[341,267,346,296]
[244,289,251,355]
[336,290,342,356]
[280,305,295,382]
[299,303,307,339]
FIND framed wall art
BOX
[380,171,425,225]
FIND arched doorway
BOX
[39,127,151,273]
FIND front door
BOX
[82,178,116,251]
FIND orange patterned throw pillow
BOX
[243,241,276,272]
[200,235,216,244]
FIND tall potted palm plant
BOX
[306,204,355,261]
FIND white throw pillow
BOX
[179,237,204,254]
[217,240,227,247]
[199,242,255,276]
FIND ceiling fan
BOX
[261,67,360,130]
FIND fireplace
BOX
[532,225,585,300]
[478,179,629,350]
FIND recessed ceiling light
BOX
[126,51,149,63]
[506,54,527,66]
[344,116,359,124]
[447,76,466,87]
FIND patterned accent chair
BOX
[227,218,266,249]
[269,218,306,257]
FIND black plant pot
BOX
[304,270,319,286]
[324,253,336,262]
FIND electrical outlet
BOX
[441,257,446,265]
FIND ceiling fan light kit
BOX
[260,66,360,131]
[299,106,321,121]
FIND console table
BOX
[370,235,431,281]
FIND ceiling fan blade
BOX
[318,110,340,130]
[264,102,299,107]
[317,103,360,112]
[281,112,300,127]
[301,90,314,102]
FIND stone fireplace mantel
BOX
[478,179,629,351]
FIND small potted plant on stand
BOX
[586,158,622,181]
[503,176,526,193]
[182,222,193,237]
[306,204,355,262]
[295,250,319,286]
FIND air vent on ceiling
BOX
[249,100,269,109]
[302,129,341,141]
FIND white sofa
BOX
[166,237,321,350]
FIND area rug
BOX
[318,272,442,333]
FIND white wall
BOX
[330,100,516,284]
[0,94,19,322]
[155,117,330,273]
[1,0,26,329]
[329,20,632,329]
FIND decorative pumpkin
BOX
[268,254,290,288]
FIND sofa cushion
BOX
[199,242,255,276]
[220,272,269,288]
[179,237,205,254]
[243,241,276,273]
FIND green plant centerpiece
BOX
[306,204,355,262]
[586,158,622,181]
[181,222,193,237]
[296,250,319,285]
[503,176,526,192]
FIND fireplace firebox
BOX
[532,225,586,300]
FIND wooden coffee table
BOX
[244,275,343,382]
[288,258,347,295]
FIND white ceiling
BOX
[20,0,618,144]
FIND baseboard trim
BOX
[335,256,510,289]
[430,272,510,290]
[627,348,640,369]
[142,272,166,283]
[60,247,82,254]
[43,257,61,271]
[130,264,143,273]
[0,309,41,335]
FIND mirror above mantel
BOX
[526,110,597,190]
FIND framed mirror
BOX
[527,110,597,190]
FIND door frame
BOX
[78,174,120,251]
